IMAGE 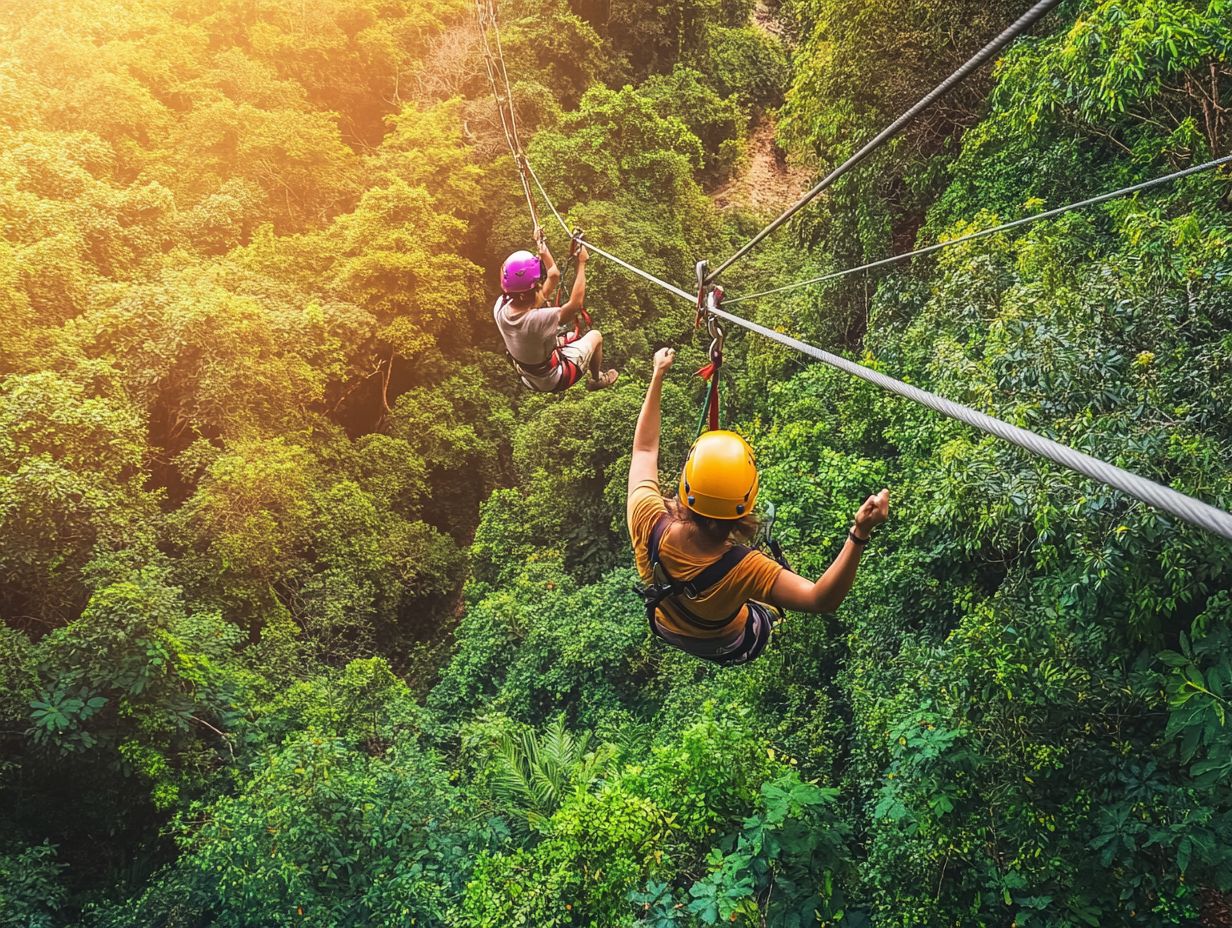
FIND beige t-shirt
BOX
[493,297,560,390]
[627,478,784,639]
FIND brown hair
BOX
[664,496,760,547]
[507,289,539,310]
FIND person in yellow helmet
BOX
[628,347,889,665]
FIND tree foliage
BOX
[2,0,1232,925]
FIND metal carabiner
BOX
[568,227,585,258]
[707,318,725,364]
[694,260,711,329]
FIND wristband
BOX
[848,529,870,546]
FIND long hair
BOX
[664,496,760,546]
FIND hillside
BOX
[1,0,1230,925]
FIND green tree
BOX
[165,733,464,928]
[0,371,161,627]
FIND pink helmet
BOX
[501,250,544,293]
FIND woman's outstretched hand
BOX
[653,347,675,375]
[853,489,890,538]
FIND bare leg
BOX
[572,330,618,390]
[590,330,603,382]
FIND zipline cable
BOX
[524,157,697,301]
[727,154,1232,305]
[707,304,1232,542]
[706,0,1063,285]
[488,0,524,156]
[476,0,540,230]
[510,63,1232,543]
[475,2,516,158]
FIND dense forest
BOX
[1,0,1230,924]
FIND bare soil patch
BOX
[712,117,812,214]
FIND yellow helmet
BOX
[678,430,759,520]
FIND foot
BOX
[587,369,619,391]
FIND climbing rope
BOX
[524,157,696,300]
[476,0,540,234]
[705,0,1064,285]
[727,155,1232,305]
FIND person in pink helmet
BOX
[493,230,619,393]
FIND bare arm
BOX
[768,490,890,613]
[559,247,587,323]
[535,231,559,308]
[628,348,676,495]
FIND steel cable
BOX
[476,0,539,228]
[707,306,1232,541]
[727,155,1232,305]
[509,43,1232,542]
[524,158,698,300]
[706,0,1064,284]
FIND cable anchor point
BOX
[705,289,725,365]
[694,260,712,329]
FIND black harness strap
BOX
[639,513,752,632]
[498,294,570,386]
[508,349,560,378]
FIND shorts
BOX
[651,601,779,667]
[518,330,598,393]
[558,330,600,378]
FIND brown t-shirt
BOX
[627,478,784,639]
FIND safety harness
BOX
[501,228,593,392]
[635,513,753,631]
[633,505,792,666]
[499,297,591,392]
